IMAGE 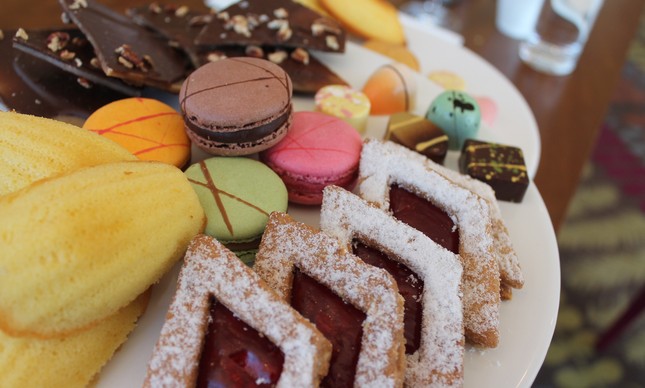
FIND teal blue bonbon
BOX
[426,90,481,150]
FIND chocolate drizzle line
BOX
[188,160,270,236]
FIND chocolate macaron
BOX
[179,57,293,156]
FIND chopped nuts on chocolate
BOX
[277,23,292,42]
[0,30,4,41]
[15,28,29,41]
[59,50,76,61]
[188,14,212,27]
[115,44,150,72]
[90,57,101,68]
[326,35,340,51]
[291,47,310,65]
[206,51,227,62]
[273,7,288,19]
[69,0,88,10]
[77,77,92,89]
[311,18,342,37]
[175,5,189,18]
[268,50,288,64]
[148,2,162,14]
[245,45,264,58]
[46,31,70,53]
[74,57,83,67]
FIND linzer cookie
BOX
[0,30,130,118]
[423,146,524,292]
[184,157,288,264]
[358,139,501,347]
[179,57,293,156]
[59,0,188,92]
[320,186,464,387]
[385,112,449,164]
[255,212,406,387]
[459,139,529,203]
[195,0,346,53]
[145,235,331,387]
[12,28,141,96]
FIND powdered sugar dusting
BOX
[421,159,524,289]
[255,212,406,387]
[144,235,331,388]
[358,139,501,347]
[321,186,464,387]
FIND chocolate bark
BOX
[195,0,345,53]
[459,139,529,203]
[0,29,128,119]
[59,0,188,92]
[127,4,347,94]
[13,28,141,96]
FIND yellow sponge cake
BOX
[0,111,135,196]
[0,161,204,337]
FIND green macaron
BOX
[185,157,288,264]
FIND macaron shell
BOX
[185,157,288,244]
[261,111,362,205]
[82,97,190,168]
[179,58,292,131]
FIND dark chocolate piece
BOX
[459,139,529,203]
[198,46,348,94]
[385,112,448,164]
[0,29,128,119]
[195,0,345,53]
[12,28,141,96]
[59,0,188,92]
[126,3,209,68]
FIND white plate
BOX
[98,36,559,388]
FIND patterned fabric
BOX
[533,9,645,388]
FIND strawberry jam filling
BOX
[290,269,366,388]
[352,240,424,355]
[389,184,460,254]
[196,299,284,388]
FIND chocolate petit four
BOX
[427,90,481,151]
[362,63,417,116]
[255,212,406,387]
[385,112,449,164]
[145,235,332,387]
[459,139,529,203]
[321,186,464,387]
[358,139,501,347]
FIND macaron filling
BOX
[185,105,292,144]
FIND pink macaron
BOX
[260,111,363,205]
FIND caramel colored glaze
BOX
[196,299,284,388]
[352,240,424,355]
[389,185,460,254]
[291,269,366,388]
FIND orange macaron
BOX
[83,98,191,168]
